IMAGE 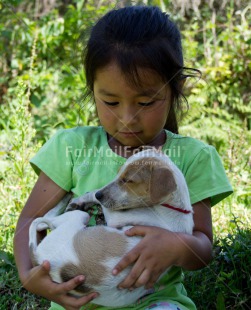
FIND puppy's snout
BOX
[95,191,103,201]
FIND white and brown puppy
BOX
[29,149,193,307]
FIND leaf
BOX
[216,292,226,310]
[0,250,14,267]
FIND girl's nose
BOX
[119,104,138,126]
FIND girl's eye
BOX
[138,101,155,107]
[103,101,119,106]
[103,100,156,107]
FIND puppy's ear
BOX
[150,167,177,204]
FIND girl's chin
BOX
[108,134,145,148]
[108,130,166,149]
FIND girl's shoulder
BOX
[165,130,208,148]
[163,130,226,174]
[164,131,233,205]
[58,125,103,137]
[164,130,213,160]
[51,126,105,147]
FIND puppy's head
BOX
[96,156,177,210]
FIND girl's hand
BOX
[112,226,181,290]
[22,260,99,310]
[112,199,213,291]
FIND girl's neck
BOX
[107,130,166,158]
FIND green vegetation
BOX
[0,1,250,309]
[184,224,251,309]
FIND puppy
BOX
[29,149,193,307]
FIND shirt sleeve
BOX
[185,146,233,206]
[30,129,74,191]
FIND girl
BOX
[14,6,233,310]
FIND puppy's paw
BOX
[65,199,85,212]
[66,191,101,212]
[65,203,78,212]
[66,199,99,212]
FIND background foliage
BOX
[0,0,250,309]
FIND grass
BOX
[0,250,50,309]
[184,222,251,310]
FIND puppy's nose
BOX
[95,191,103,201]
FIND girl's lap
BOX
[145,301,181,310]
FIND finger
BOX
[118,257,146,289]
[125,226,149,237]
[75,293,99,306]
[145,278,157,290]
[28,261,51,281]
[145,270,163,289]
[131,269,151,289]
[65,292,99,309]
[57,275,85,294]
[41,260,50,273]
[112,250,139,275]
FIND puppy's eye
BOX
[119,178,133,185]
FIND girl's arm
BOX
[14,172,98,310]
[112,198,213,290]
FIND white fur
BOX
[92,257,150,307]
[29,149,194,307]
[29,210,90,283]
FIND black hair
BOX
[83,6,200,133]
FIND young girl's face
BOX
[93,62,172,149]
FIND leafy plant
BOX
[184,223,251,309]
[0,81,39,248]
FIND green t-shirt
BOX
[30,126,233,310]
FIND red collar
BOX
[161,203,191,214]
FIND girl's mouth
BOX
[119,131,142,136]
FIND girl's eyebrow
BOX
[97,88,163,98]
[98,89,118,97]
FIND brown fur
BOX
[120,164,149,197]
[120,157,177,203]
[149,165,177,203]
[60,226,128,293]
